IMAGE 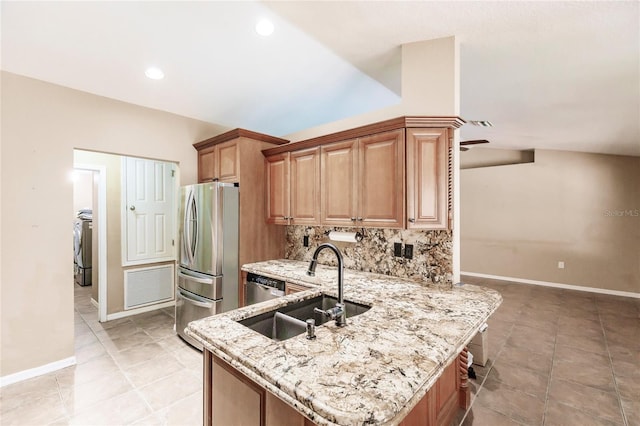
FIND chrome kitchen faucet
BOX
[306,243,346,326]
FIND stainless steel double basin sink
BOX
[238,294,371,341]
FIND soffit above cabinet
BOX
[262,116,465,156]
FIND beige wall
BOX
[461,149,640,293]
[284,37,460,142]
[0,71,226,377]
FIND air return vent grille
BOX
[124,264,174,309]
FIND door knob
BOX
[130,206,136,211]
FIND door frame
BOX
[74,163,108,322]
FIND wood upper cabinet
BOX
[265,153,290,225]
[262,117,462,230]
[266,148,320,225]
[321,130,404,228]
[359,129,405,228]
[321,139,358,226]
[406,128,450,229]
[198,140,239,183]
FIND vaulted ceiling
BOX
[2,1,638,156]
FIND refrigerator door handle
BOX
[184,189,196,265]
[177,287,214,309]
[178,270,214,285]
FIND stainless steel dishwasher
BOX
[244,273,285,306]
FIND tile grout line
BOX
[540,312,559,426]
[595,297,629,426]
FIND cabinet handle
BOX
[350,217,357,222]
[408,218,415,223]
[357,217,364,222]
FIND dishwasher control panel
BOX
[246,273,286,291]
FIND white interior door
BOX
[123,157,177,265]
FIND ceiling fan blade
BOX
[460,139,490,146]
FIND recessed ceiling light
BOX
[255,18,274,36]
[145,67,164,80]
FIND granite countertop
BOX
[186,259,502,426]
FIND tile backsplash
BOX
[285,226,453,286]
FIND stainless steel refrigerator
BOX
[176,182,239,349]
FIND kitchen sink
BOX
[237,294,371,341]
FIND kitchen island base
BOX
[203,349,471,426]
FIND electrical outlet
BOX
[404,244,413,259]
[394,242,403,257]
[558,261,565,269]
[303,236,309,247]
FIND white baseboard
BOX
[1,356,76,388]
[90,298,99,308]
[105,300,175,321]
[461,272,640,299]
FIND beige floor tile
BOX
[137,369,201,411]
[123,352,184,388]
[0,373,60,413]
[555,332,608,355]
[547,378,624,424]
[621,398,639,426]
[133,311,174,330]
[156,391,203,425]
[475,382,545,425]
[144,324,178,341]
[552,343,622,394]
[55,354,121,388]
[111,342,169,369]
[505,325,555,357]
[486,359,549,400]
[614,373,640,401]
[172,345,204,372]
[156,334,192,353]
[107,330,156,352]
[544,400,622,426]
[74,339,107,364]
[66,390,152,425]
[0,392,67,426]
[61,370,133,415]
[131,413,165,425]
[496,345,553,375]
[74,329,99,349]
[95,322,143,345]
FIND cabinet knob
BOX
[408,218,415,223]
[357,217,364,222]
[350,217,357,222]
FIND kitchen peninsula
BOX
[187,260,502,426]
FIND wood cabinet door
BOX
[217,141,239,182]
[266,153,290,225]
[198,145,217,183]
[290,148,320,225]
[321,139,358,226]
[212,355,265,426]
[358,129,405,228]
[406,128,449,230]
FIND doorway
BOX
[73,162,107,322]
